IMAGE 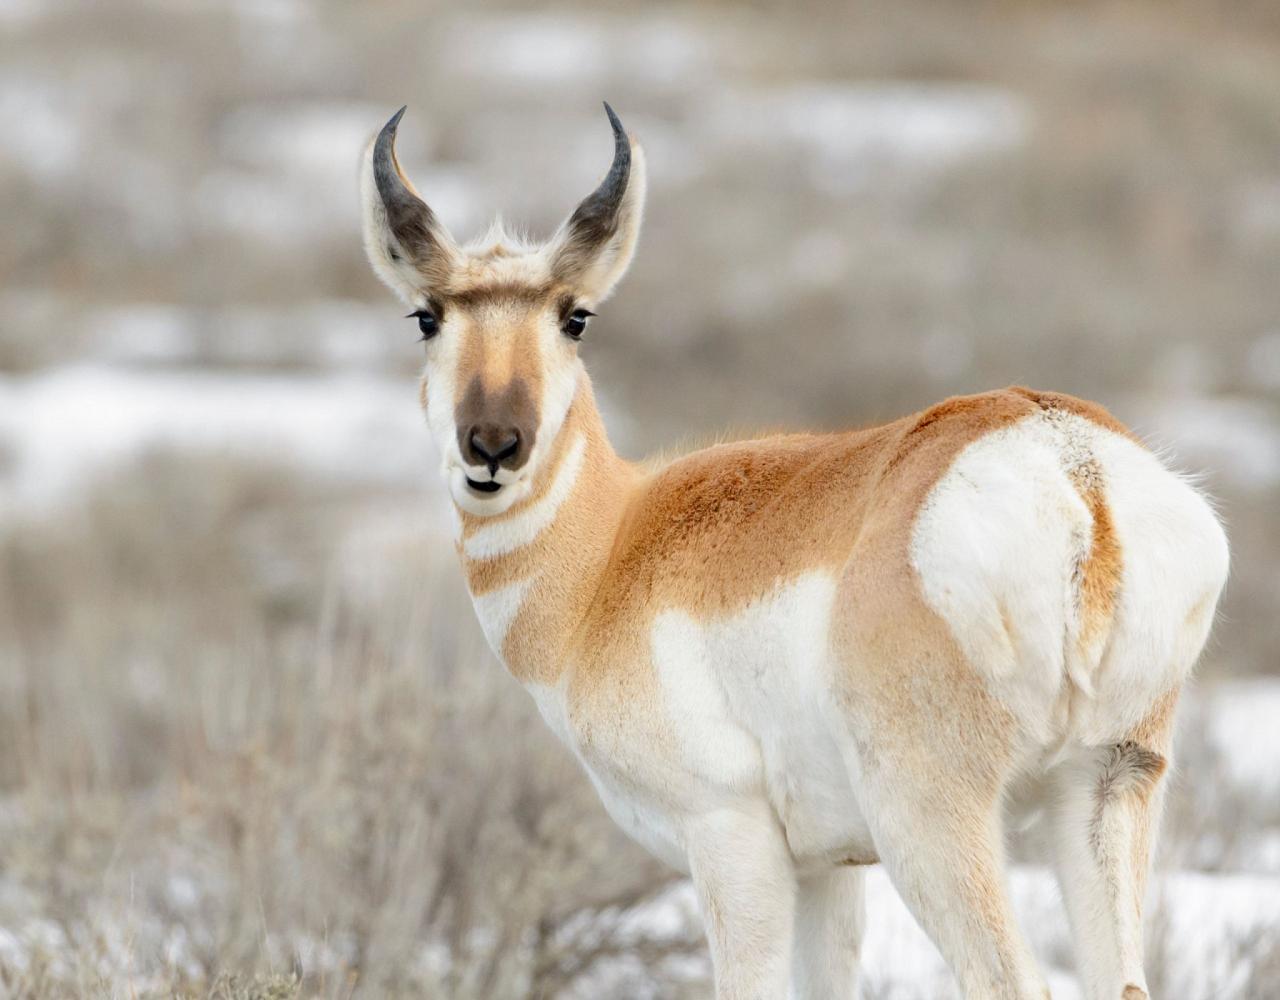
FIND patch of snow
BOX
[92,304,196,364]
[1201,678,1280,798]
[0,0,46,25]
[706,84,1030,194]
[446,14,610,86]
[0,73,81,180]
[195,167,347,244]
[86,300,404,370]
[218,101,394,177]
[0,365,441,516]
[196,154,477,243]
[618,865,1279,999]
[229,0,307,26]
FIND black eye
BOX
[562,308,594,340]
[410,309,438,341]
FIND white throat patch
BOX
[463,433,587,561]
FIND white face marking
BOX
[463,433,586,560]
[448,463,536,516]
[524,354,580,495]
[407,251,587,520]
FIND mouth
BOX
[465,477,503,495]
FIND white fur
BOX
[793,866,865,999]
[650,609,765,790]
[525,680,575,749]
[562,575,879,873]
[471,576,533,656]
[911,411,1100,745]
[1078,429,1229,741]
[463,433,586,560]
[1047,745,1157,1000]
[912,409,1229,750]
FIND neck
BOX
[455,373,640,685]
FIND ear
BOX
[360,106,461,304]
[547,103,646,305]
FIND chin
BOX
[447,466,532,516]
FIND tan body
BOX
[361,106,1229,1000]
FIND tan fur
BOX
[1073,468,1123,653]
[450,293,545,409]
[458,382,1126,778]
[1128,686,1180,754]
[1123,686,1180,915]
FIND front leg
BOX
[686,801,796,1000]
[792,865,865,999]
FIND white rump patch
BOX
[909,412,1100,732]
[909,406,1229,745]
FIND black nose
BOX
[467,425,521,471]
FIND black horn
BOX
[373,106,446,265]
[563,102,632,247]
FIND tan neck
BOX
[456,373,641,685]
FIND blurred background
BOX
[1,0,1278,996]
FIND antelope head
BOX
[361,104,645,515]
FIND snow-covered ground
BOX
[0,364,439,516]
[609,864,1280,1000]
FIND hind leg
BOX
[791,865,865,999]
[1047,689,1178,1000]
[843,682,1048,999]
[864,780,1048,999]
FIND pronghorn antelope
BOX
[360,104,1229,1000]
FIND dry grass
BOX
[0,454,693,998]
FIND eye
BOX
[409,308,439,341]
[562,308,594,341]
